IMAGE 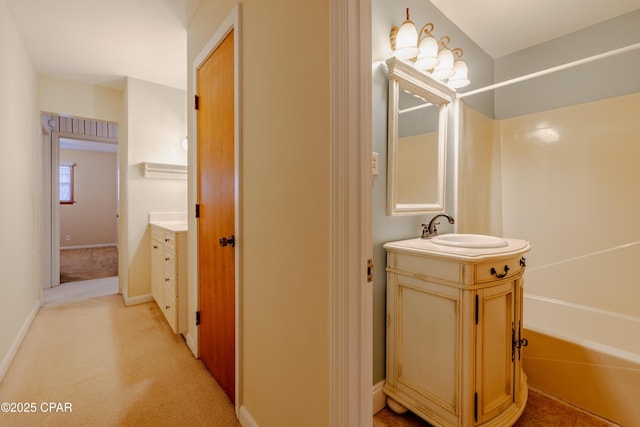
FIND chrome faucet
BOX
[421,214,455,239]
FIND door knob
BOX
[219,235,235,248]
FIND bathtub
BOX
[523,293,640,426]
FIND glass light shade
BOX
[414,35,439,70]
[393,20,418,60]
[431,48,454,80]
[448,60,470,88]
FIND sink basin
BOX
[431,234,508,249]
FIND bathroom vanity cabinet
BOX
[151,224,187,334]
[384,237,531,426]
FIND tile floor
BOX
[42,276,118,306]
[373,388,620,427]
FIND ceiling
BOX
[4,0,202,90]
[5,0,639,91]
[430,0,639,58]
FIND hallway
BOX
[0,293,238,426]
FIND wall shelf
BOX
[142,162,187,180]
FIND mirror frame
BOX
[386,57,455,216]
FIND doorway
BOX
[41,113,120,304]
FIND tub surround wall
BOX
[499,93,640,426]
[459,92,640,425]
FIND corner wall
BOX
[371,0,494,384]
[0,0,40,379]
[188,1,332,425]
[122,78,187,300]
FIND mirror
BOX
[386,57,454,215]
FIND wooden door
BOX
[197,30,235,403]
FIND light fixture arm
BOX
[418,22,435,40]
[438,36,451,49]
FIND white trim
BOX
[372,380,387,415]
[52,132,61,288]
[330,0,372,425]
[238,405,260,427]
[0,301,40,382]
[191,3,242,416]
[122,293,153,306]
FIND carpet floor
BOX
[60,246,118,283]
[0,295,239,427]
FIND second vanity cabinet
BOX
[384,237,531,426]
[151,224,187,334]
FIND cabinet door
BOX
[475,282,515,424]
[389,275,461,425]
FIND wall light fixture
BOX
[389,9,470,89]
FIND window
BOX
[60,164,75,204]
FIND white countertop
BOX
[149,212,188,232]
[384,236,530,261]
[150,221,187,232]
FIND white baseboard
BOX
[234,382,386,425]
[373,380,387,414]
[0,300,40,382]
[60,243,118,250]
[239,405,260,427]
[185,332,198,358]
[122,292,153,306]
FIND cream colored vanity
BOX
[384,235,531,426]
[151,222,187,334]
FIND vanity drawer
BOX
[162,287,177,332]
[476,256,524,283]
[162,232,176,250]
[163,249,177,271]
[163,270,177,295]
[393,253,461,284]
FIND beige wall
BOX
[188,1,331,425]
[59,149,118,247]
[38,74,122,123]
[122,77,187,299]
[0,0,40,378]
